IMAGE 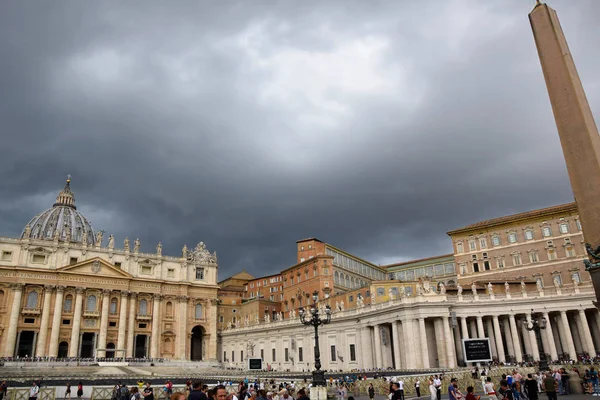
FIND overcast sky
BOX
[1,0,598,279]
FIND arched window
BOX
[195,304,203,319]
[27,291,39,309]
[0,290,4,306]
[139,299,148,316]
[87,295,97,312]
[345,275,350,288]
[110,298,118,314]
[334,271,339,284]
[164,338,173,353]
[63,295,73,312]
[166,301,173,317]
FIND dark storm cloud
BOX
[1,0,599,277]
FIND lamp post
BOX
[525,310,548,372]
[299,290,331,387]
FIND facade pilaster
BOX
[391,321,401,369]
[35,285,54,356]
[126,292,137,358]
[117,291,129,353]
[48,286,65,357]
[419,318,430,369]
[97,289,111,357]
[542,312,558,361]
[461,317,469,339]
[526,314,540,361]
[508,314,523,362]
[577,309,595,356]
[5,283,24,357]
[360,326,374,370]
[68,287,85,357]
[176,295,188,359]
[560,311,577,359]
[150,294,162,358]
[492,315,506,362]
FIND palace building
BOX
[0,178,219,361]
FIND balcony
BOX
[21,307,41,316]
[136,313,152,321]
[83,310,100,318]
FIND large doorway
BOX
[17,331,35,357]
[58,342,69,358]
[80,333,95,358]
[106,343,115,358]
[190,326,204,360]
[135,335,148,358]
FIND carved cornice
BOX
[56,285,66,293]
[76,287,86,294]
[44,284,56,291]
[10,283,25,290]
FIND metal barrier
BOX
[6,388,56,400]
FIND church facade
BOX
[0,178,219,360]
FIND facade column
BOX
[391,321,402,369]
[542,312,558,361]
[476,316,485,338]
[560,311,577,360]
[434,318,447,367]
[577,309,596,356]
[35,285,54,356]
[492,316,506,362]
[126,293,137,358]
[373,325,383,368]
[508,314,523,362]
[150,294,162,358]
[117,291,129,354]
[520,318,533,359]
[68,287,85,357]
[503,317,515,359]
[454,321,464,365]
[419,318,430,369]
[461,317,469,339]
[526,314,540,361]
[96,289,111,358]
[4,283,24,357]
[360,326,374,370]
[47,286,65,357]
[486,318,498,358]
[444,316,457,368]
[176,295,188,359]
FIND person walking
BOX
[0,381,7,400]
[429,377,436,400]
[415,380,421,398]
[368,384,375,400]
[542,374,557,400]
[434,376,442,400]
[29,382,40,400]
[65,383,71,400]
[484,377,497,400]
[77,382,84,400]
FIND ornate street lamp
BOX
[299,290,331,387]
[525,310,548,372]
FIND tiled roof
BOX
[447,202,577,235]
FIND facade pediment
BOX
[57,258,133,278]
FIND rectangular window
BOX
[559,223,569,234]
[167,268,175,278]
[331,345,336,362]
[491,236,501,246]
[241,350,243,361]
[272,348,276,362]
[377,287,384,296]
[298,347,303,362]
[141,265,152,275]
[457,242,464,253]
[473,262,479,273]
[566,246,576,257]
[32,254,46,264]
[536,277,544,288]
[139,323,147,328]
[69,257,78,265]
[261,349,264,360]
[285,348,289,362]
[496,258,505,269]
[224,351,226,361]
[548,249,557,260]
[195,267,205,280]
[512,254,522,266]
[109,321,117,327]
[542,226,552,237]
[484,261,490,271]
[232,351,235,362]
[349,295,354,302]
[524,230,534,240]
[24,318,35,324]
[219,316,224,323]
[469,240,477,251]
[479,238,487,249]
[529,252,539,263]
[0,251,12,261]
[349,344,356,361]
[115,262,122,268]
[571,272,581,284]
[554,275,562,286]
[576,220,582,231]
[508,233,517,243]
[62,319,71,325]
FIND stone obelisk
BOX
[529,2,600,301]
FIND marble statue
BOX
[182,244,188,259]
[471,282,477,296]
[371,291,376,304]
[157,241,162,256]
[505,281,510,294]
[82,228,88,244]
[536,279,543,291]
[278,311,283,321]
[457,283,463,295]
[24,224,31,237]
[290,309,296,319]
[416,284,423,296]
[340,301,344,311]
[421,277,432,294]
[134,238,140,253]
[439,282,446,295]
[264,314,270,323]
[108,234,115,249]
[124,237,130,251]
[521,281,527,292]
[335,301,340,311]
[95,230,103,246]
[388,287,396,300]
[487,282,493,294]
[356,294,364,308]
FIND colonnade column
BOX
[444,316,456,368]
[48,286,65,357]
[503,317,515,359]
[177,295,188,359]
[360,326,374,369]
[461,317,469,339]
[4,283,24,357]
[476,316,485,338]
[508,314,523,362]
[68,287,85,357]
[97,289,111,358]
[35,285,54,357]
[542,312,558,361]
[150,294,162,358]
[419,318,430,369]
[391,321,402,369]
[577,309,596,356]
[126,293,137,358]
[117,291,129,354]
[526,314,540,361]
[485,318,498,358]
[373,325,383,368]
[560,311,577,359]
[492,315,506,362]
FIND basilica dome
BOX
[21,177,95,245]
